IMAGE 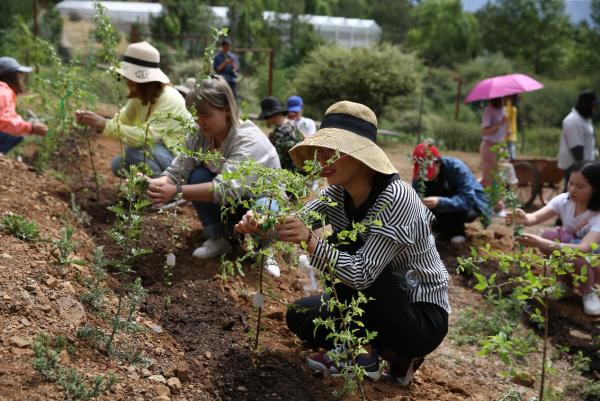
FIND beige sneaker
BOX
[192,237,232,260]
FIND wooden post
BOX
[267,48,275,96]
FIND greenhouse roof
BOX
[57,1,162,14]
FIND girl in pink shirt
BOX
[0,57,47,154]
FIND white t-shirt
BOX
[547,193,600,239]
[293,116,317,137]
[557,109,595,170]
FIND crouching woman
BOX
[507,161,600,316]
[235,101,450,384]
[146,75,280,260]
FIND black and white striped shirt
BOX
[305,179,451,313]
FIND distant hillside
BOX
[462,0,592,25]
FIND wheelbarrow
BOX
[511,158,563,208]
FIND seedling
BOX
[0,212,40,242]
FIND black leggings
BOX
[286,269,448,358]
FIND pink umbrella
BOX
[465,73,544,103]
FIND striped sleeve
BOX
[300,186,343,229]
[310,233,407,290]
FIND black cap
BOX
[258,96,287,119]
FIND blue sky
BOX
[462,0,592,24]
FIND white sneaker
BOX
[192,237,232,260]
[263,255,280,277]
[450,235,466,245]
[582,292,600,316]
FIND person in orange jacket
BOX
[0,57,47,154]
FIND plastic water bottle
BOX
[165,252,176,267]
[299,254,317,293]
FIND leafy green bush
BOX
[293,43,421,118]
[580,380,600,401]
[520,127,561,157]
[0,213,40,242]
[427,119,481,151]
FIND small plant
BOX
[409,139,438,199]
[51,226,86,269]
[458,244,598,401]
[32,334,116,400]
[579,380,600,401]
[0,212,40,242]
[80,247,111,313]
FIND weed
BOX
[32,334,115,400]
[0,212,40,242]
[579,380,600,401]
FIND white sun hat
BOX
[116,41,169,84]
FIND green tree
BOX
[150,0,218,57]
[405,0,480,67]
[476,0,572,76]
[370,0,412,43]
[293,43,421,118]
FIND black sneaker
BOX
[386,355,424,386]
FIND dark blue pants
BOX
[0,132,24,154]
[188,165,278,239]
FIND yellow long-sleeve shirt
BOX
[102,85,192,150]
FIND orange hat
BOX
[412,143,441,181]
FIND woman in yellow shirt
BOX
[76,42,191,177]
[504,95,518,161]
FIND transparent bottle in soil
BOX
[298,254,318,294]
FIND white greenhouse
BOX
[56,1,163,32]
[56,1,381,48]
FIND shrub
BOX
[427,119,481,152]
[293,43,421,119]
[0,213,40,242]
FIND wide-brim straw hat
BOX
[116,41,169,84]
[289,101,397,175]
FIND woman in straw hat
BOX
[146,75,282,276]
[235,101,449,384]
[76,41,191,177]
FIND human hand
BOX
[146,176,176,207]
[234,210,263,235]
[76,110,106,131]
[515,233,544,248]
[31,122,48,136]
[505,208,528,225]
[275,216,310,244]
[422,196,440,209]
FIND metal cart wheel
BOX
[513,161,540,208]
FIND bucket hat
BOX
[289,101,396,175]
[258,96,287,119]
[412,142,441,181]
[0,57,32,75]
[287,96,303,112]
[175,77,196,96]
[116,41,169,84]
